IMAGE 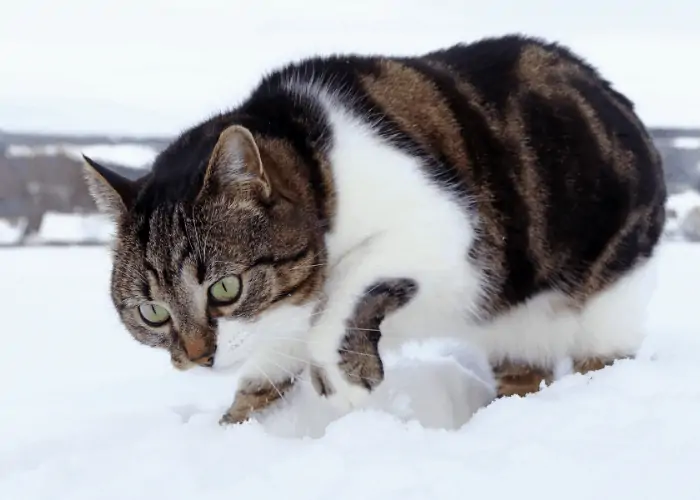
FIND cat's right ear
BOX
[197,125,272,202]
[82,155,137,219]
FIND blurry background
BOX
[2,0,700,245]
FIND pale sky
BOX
[1,0,699,135]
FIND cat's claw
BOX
[307,315,385,412]
[218,410,250,426]
[309,362,373,413]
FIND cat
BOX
[83,33,667,425]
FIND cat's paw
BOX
[309,362,374,413]
[218,410,250,426]
[309,336,384,412]
[218,374,298,426]
[307,312,386,411]
[218,401,256,426]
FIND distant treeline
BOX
[1,127,699,243]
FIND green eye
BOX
[208,275,242,305]
[138,303,171,327]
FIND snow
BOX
[0,213,115,246]
[672,137,700,150]
[668,190,700,216]
[7,143,158,169]
[5,145,40,157]
[664,190,700,239]
[0,218,23,245]
[69,144,157,169]
[664,191,700,239]
[2,242,700,499]
[7,144,69,158]
[25,212,115,244]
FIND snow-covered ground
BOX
[1,242,699,499]
[0,219,24,245]
[0,213,115,246]
[7,143,158,170]
[25,212,115,245]
[665,191,700,241]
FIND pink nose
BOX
[182,336,216,367]
[190,353,215,367]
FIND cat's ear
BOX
[82,155,138,219]
[199,125,271,200]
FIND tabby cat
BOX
[83,34,666,425]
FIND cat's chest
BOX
[314,101,484,335]
[321,104,473,264]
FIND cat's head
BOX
[83,125,325,372]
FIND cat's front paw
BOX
[218,409,250,426]
[309,362,375,413]
[309,328,385,412]
[219,375,297,426]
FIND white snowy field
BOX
[2,242,700,499]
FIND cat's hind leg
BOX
[475,252,659,398]
[569,253,660,380]
[492,360,554,398]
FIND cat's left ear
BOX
[82,155,138,219]
[198,125,271,201]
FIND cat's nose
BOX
[182,336,216,368]
[191,352,216,368]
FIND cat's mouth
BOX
[212,323,255,372]
[211,357,246,373]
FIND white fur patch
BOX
[303,98,484,409]
[213,302,315,383]
[467,252,660,371]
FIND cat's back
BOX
[417,33,631,108]
[417,35,666,308]
[274,34,666,313]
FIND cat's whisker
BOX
[344,372,383,383]
[251,360,289,407]
[267,339,381,360]
[269,349,309,366]
[260,356,306,383]
[288,262,327,272]
[336,348,381,358]
[270,350,383,383]
[263,326,403,346]
[191,215,206,263]
[265,336,311,344]
[236,307,327,335]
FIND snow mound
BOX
[257,340,496,439]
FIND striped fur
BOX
[83,34,666,423]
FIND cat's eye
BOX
[208,275,242,305]
[138,303,171,327]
